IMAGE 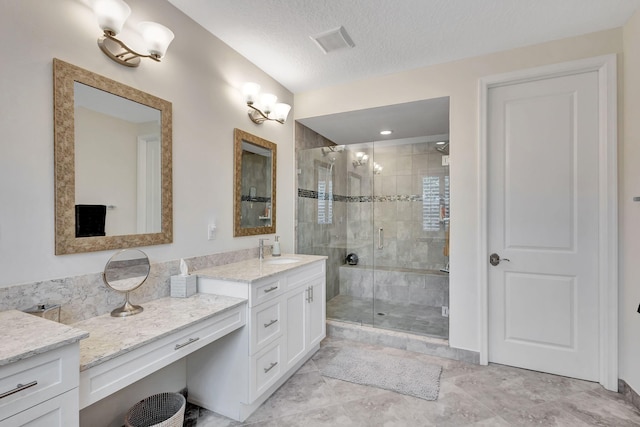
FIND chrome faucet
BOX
[258,238,269,261]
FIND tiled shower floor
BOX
[326,294,449,339]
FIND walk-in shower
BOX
[296,118,450,339]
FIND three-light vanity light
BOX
[242,82,292,125]
[91,0,175,67]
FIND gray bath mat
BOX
[320,347,442,400]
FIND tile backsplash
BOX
[0,247,262,324]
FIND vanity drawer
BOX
[250,277,283,307]
[250,300,282,353]
[249,339,282,401]
[2,387,78,427]
[0,344,79,422]
[285,261,325,290]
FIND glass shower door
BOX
[370,138,450,338]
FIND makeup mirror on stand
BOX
[103,248,150,317]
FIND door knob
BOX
[489,253,510,266]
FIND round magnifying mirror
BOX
[103,249,150,317]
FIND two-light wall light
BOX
[242,83,292,124]
[91,0,174,67]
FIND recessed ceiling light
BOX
[380,130,392,135]
[436,141,446,145]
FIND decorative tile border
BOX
[298,188,423,203]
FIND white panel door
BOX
[487,71,600,381]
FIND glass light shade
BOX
[242,82,261,105]
[362,154,369,161]
[138,22,174,58]
[356,152,364,159]
[274,103,291,122]
[92,0,131,35]
[260,93,277,115]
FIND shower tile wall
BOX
[347,142,449,271]
[295,123,347,300]
[296,121,450,302]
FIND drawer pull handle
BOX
[263,285,278,293]
[0,381,38,399]
[264,319,278,328]
[175,337,199,350]
[264,361,278,373]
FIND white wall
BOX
[0,0,294,287]
[294,29,624,354]
[621,10,640,394]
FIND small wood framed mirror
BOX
[233,129,277,237]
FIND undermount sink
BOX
[264,257,301,265]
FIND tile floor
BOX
[326,295,449,339]
[193,338,640,426]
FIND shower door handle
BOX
[377,228,384,249]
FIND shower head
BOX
[435,142,449,155]
[321,145,346,156]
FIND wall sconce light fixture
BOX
[352,152,369,168]
[242,82,292,124]
[91,0,174,67]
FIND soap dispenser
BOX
[272,235,281,257]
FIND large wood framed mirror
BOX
[234,129,277,237]
[53,59,172,254]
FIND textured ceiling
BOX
[168,0,640,93]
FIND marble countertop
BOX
[71,293,246,371]
[0,310,88,367]
[195,254,327,283]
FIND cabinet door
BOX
[285,286,307,369]
[307,277,326,349]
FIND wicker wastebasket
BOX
[124,392,186,427]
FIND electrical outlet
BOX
[442,306,449,317]
[208,224,217,240]
[442,155,450,166]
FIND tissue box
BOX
[171,275,197,298]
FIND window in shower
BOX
[317,164,333,224]
[422,175,450,231]
[422,176,441,231]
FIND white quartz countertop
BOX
[195,254,327,283]
[71,293,246,371]
[0,310,89,367]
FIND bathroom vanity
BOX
[190,254,327,421]
[0,310,88,427]
[71,294,246,410]
[1,254,325,426]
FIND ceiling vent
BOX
[310,26,355,54]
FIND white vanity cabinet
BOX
[0,310,87,427]
[285,271,326,369]
[190,256,326,422]
[1,345,80,427]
